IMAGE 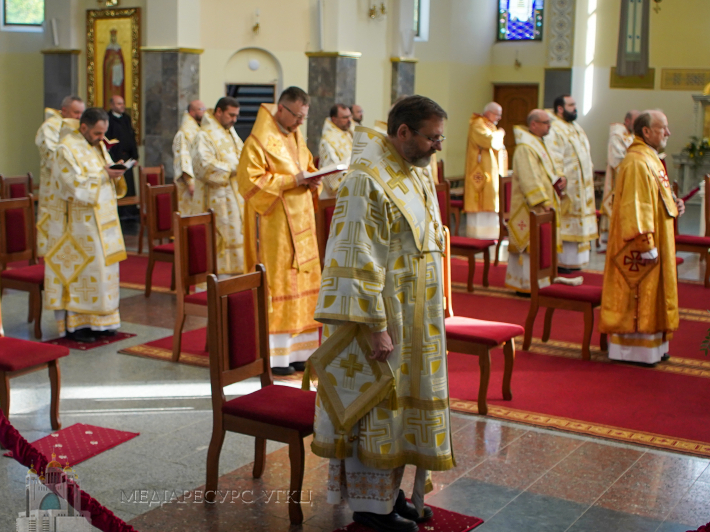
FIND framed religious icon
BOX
[86,8,141,140]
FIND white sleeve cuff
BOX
[640,248,658,260]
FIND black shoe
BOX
[69,328,97,343]
[661,353,670,361]
[271,366,295,376]
[515,291,531,298]
[290,361,306,372]
[95,330,117,337]
[394,489,433,523]
[352,511,418,532]
[557,267,579,274]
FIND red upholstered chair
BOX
[135,165,165,255]
[442,227,522,415]
[673,178,710,288]
[204,266,315,524]
[494,174,512,267]
[436,180,496,292]
[172,210,218,361]
[523,210,607,360]
[315,196,337,268]
[0,195,44,339]
[144,183,177,297]
[0,173,33,199]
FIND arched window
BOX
[3,0,44,27]
[498,0,544,41]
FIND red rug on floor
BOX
[4,423,139,466]
[44,332,136,351]
[338,506,483,532]
[119,253,173,292]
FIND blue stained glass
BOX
[498,0,544,42]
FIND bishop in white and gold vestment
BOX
[172,107,202,214]
[310,125,454,518]
[318,116,353,198]
[192,108,245,276]
[545,111,597,268]
[44,119,127,336]
[600,116,636,245]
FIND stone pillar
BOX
[306,51,360,156]
[390,57,417,104]
[142,48,201,180]
[41,50,80,109]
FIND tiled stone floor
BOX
[1,212,708,532]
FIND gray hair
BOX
[61,95,83,109]
[483,102,501,114]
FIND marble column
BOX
[306,51,359,156]
[391,57,417,105]
[142,48,201,180]
[41,50,80,109]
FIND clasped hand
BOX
[369,330,394,362]
[295,171,322,190]
[105,162,125,181]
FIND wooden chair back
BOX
[173,210,218,296]
[528,209,557,298]
[315,196,337,267]
[437,159,445,181]
[206,265,272,405]
[145,183,177,244]
[499,175,513,224]
[139,165,165,209]
[0,173,33,199]
[442,226,454,319]
[0,195,37,269]
[435,181,451,229]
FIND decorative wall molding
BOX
[546,0,575,68]
[661,69,710,91]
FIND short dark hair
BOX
[633,112,653,138]
[330,103,349,119]
[278,86,310,106]
[387,95,447,137]
[80,107,109,127]
[215,97,240,113]
[553,95,570,115]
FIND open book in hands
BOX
[303,164,348,180]
[110,159,136,171]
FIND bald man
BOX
[464,102,506,239]
[600,110,639,249]
[601,110,683,366]
[173,99,206,214]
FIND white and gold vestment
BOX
[172,111,201,214]
[318,117,353,198]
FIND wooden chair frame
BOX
[204,266,312,524]
[144,183,177,297]
[172,210,218,361]
[442,227,515,415]
[0,173,33,199]
[315,196,337,269]
[523,210,607,360]
[0,195,43,338]
[673,178,710,288]
[494,175,512,267]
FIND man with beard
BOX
[172,99,206,214]
[600,110,684,366]
[545,95,597,271]
[350,104,363,128]
[463,101,506,238]
[310,95,454,532]
[44,107,128,342]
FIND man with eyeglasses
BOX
[236,86,322,376]
[192,97,245,277]
[172,99,206,214]
[310,96,453,532]
[464,101,507,239]
[600,110,683,366]
[318,103,353,198]
[545,95,597,273]
[505,109,565,294]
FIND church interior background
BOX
[1,0,710,531]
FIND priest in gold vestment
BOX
[464,102,506,239]
[236,87,322,375]
[545,95,597,270]
[35,96,85,256]
[44,108,127,342]
[192,97,245,276]
[310,96,453,532]
[600,111,683,365]
[505,110,564,293]
[172,100,205,214]
[318,103,353,198]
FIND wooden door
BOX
[493,84,539,158]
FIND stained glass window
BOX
[498,0,544,41]
[3,0,44,26]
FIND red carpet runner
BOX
[338,505,483,532]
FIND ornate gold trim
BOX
[609,66,655,89]
[86,8,142,141]
[140,47,204,54]
[390,57,418,63]
[41,49,81,55]
[305,51,362,58]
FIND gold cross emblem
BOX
[339,353,364,378]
